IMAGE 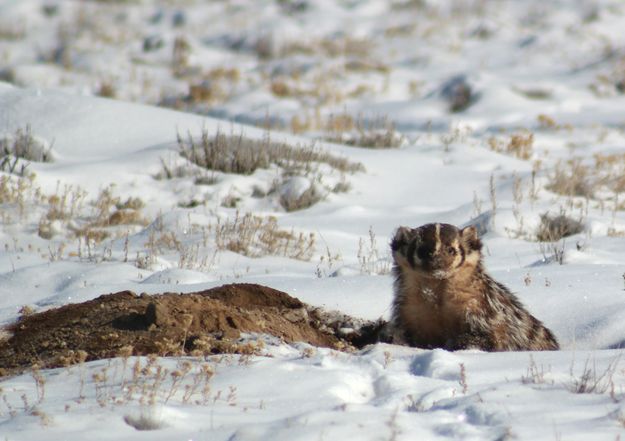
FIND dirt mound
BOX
[0,283,385,375]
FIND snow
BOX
[2,0,625,439]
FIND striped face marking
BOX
[392,223,481,279]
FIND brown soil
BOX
[0,283,386,376]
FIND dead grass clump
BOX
[536,211,584,242]
[487,132,533,160]
[177,128,364,176]
[270,80,292,98]
[521,354,553,385]
[107,209,146,226]
[0,174,40,207]
[324,114,404,149]
[537,114,558,129]
[133,211,317,270]
[543,154,625,204]
[117,197,145,211]
[260,35,373,60]
[168,129,361,213]
[188,81,220,103]
[279,184,323,212]
[37,184,148,244]
[267,69,346,106]
[546,159,594,198]
[172,36,191,77]
[512,88,552,100]
[507,133,534,159]
[567,357,619,396]
[357,227,391,275]
[440,76,475,113]
[96,80,116,98]
[593,152,625,194]
[1,126,53,175]
[214,212,315,260]
[154,157,198,181]
[320,36,371,58]
[43,183,88,222]
[177,130,252,174]
[186,68,240,105]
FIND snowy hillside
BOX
[2,0,625,439]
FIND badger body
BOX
[390,223,559,351]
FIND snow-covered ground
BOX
[2,0,625,439]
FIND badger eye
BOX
[447,246,456,255]
[416,246,430,260]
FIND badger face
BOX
[391,223,482,279]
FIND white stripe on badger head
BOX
[434,223,441,253]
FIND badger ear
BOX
[460,225,482,251]
[391,226,413,252]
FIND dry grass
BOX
[289,110,404,149]
[0,355,217,426]
[513,88,553,100]
[1,126,53,176]
[567,356,619,397]
[537,114,558,129]
[546,159,594,198]
[170,128,363,211]
[135,210,317,271]
[214,212,316,260]
[357,227,391,275]
[521,355,552,385]
[267,69,347,107]
[257,35,374,60]
[0,174,41,208]
[279,183,324,212]
[544,154,625,206]
[2,170,318,269]
[593,152,625,194]
[177,129,363,176]
[487,132,533,160]
[172,36,191,78]
[323,113,404,149]
[535,211,584,242]
[184,68,241,106]
[96,80,116,98]
[0,173,148,256]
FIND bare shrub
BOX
[593,152,625,194]
[171,128,363,211]
[537,114,558,129]
[172,36,191,77]
[1,126,53,175]
[154,157,198,180]
[538,239,566,265]
[259,35,373,60]
[487,132,533,160]
[536,211,584,242]
[177,129,363,176]
[324,114,404,149]
[96,80,116,98]
[544,154,625,203]
[512,88,552,100]
[214,212,316,260]
[521,354,553,385]
[357,227,391,275]
[440,75,475,113]
[567,356,619,396]
[279,184,323,212]
[546,159,594,198]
